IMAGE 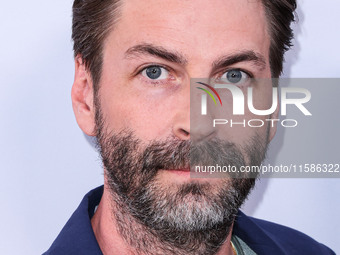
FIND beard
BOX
[95,110,268,255]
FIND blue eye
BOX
[142,66,169,80]
[221,69,249,84]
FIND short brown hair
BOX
[72,0,296,91]
[262,0,297,77]
[72,0,122,96]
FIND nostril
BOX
[180,129,190,137]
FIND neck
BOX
[91,185,235,255]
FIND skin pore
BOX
[71,0,277,254]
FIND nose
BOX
[172,96,190,140]
[172,79,216,142]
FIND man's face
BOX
[96,0,273,179]
[85,0,274,253]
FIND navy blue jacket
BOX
[44,186,335,255]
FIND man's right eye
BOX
[141,66,170,80]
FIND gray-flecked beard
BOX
[95,114,268,255]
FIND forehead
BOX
[105,0,269,64]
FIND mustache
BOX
[98,129,257,186]
[139,136,246,173]
[141,138,190,171]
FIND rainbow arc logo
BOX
[196,82,223,106]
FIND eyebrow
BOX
[125,43,188,65]
[125,44,266,72]
[212,50,267,71]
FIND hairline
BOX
[89,0,288,91]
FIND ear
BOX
[71,56,96,136]
[268,90,280,142]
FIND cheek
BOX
[214,83,273,144]
[99,85,180,142]
[127,99,174,141]
[216,116,268,145]
[248,81,276,114]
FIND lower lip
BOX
[161,169,219,181]
[166,169,191,176]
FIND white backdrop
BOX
[0,0,339,254]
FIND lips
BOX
[161,168,191,177]
[170,168,190,172]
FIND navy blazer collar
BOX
[44,186,333,255]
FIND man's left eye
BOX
[220,69,249,84]
[141,66,169,80]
